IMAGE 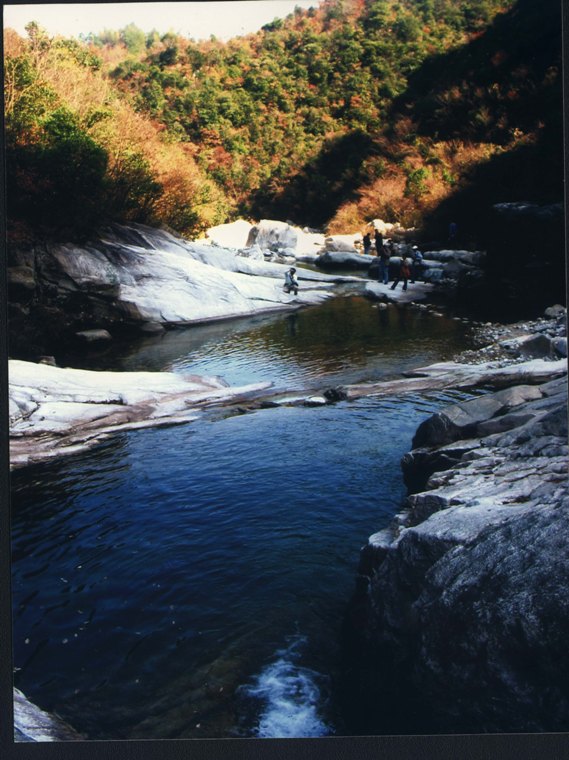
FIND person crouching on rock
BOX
[390,254,411,291]
[284,267,299,295]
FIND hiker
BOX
[390,253,411,291]
[374,229,384,255]
[379,239,391,285]
[448,221,458,243]
[363,231,372,255]
[284,267,299,295]
[410,245,424,283]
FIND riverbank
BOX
[7,221,364,361]
[10,304,566,740]
[343,309,568,735]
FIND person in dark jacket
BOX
[448,221,458,243]
[379,239,391,285]
[374,229,384,255]
[363,231,372,255]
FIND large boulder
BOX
[413,504,569,733]
[246,220,298,252]
[294,229,326,262]
[412,384,544,448]
[370,219,405,237]
[553,337,568,357]
[346,375,569,734]
[422,249,486,266]
[316,251,375,269]
[321,235,359,253]
[205,219,253,249]
[545,304,567,319]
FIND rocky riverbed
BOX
[343,307,568,735]
[9,211,567,739]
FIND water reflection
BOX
[60,297,473,392]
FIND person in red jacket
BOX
[390,254,411,291]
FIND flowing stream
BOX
[11,296,479,739]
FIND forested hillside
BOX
[4,0,563,242]
[4,23,230,241]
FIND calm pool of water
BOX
[60,296,472,391]
[11,297,477,739]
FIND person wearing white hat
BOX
[410,245,424,283]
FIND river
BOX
[11,295,480,739]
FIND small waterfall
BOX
[240,635,331,738]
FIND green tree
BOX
[404,166,430,199]
[120,23,146,54]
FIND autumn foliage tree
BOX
[4,22,228,240]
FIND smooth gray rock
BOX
[353,371,569,734]
[246,220,298,251]
[518,333,555,358]
[412,385,543,448]
[8,360,272,468]
[205,219,252,248]
[413,505,569,732]
[553,337,568,357]
[11,223,336,332]
[322,234,359,253]
[422,249,486,266]
[316,251,375,268]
